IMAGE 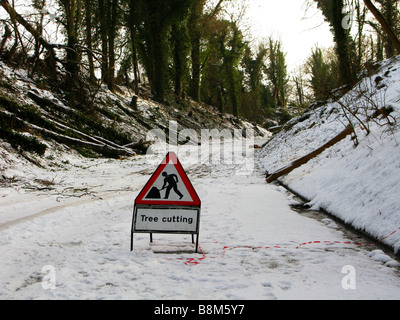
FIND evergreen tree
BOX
[241,43,268,121]
[306,46,340,101]
[292,66,307,109]
[188,0,207,101]
[57,0,84,103]
[127,0,193,103]
[171,15,192,100]
[199,17,229,113]
[199,17,245,116]
[314,0,358,86]
[266,37,288,107]
[221,22,245,117]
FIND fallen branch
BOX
[43,116,106,145]
[0,108,135,158]
[266,126,354,183]
[123,139,151,148]
[33,125,135,158]
[26,93,137,156]
[45,116,137,157]
[93,135,136,155]
[27,91,74,115]
[55,187,94,201]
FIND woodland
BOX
[0,0,400,126]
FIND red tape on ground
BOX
[295,240,373,249]
[378,227,400,244]
[176,245,207,265]
[176,227,400,266]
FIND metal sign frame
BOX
[130,152,201,253]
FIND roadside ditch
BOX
[274,179,400,262]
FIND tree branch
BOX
[1,0,51,50]
[363,0,400,54]
[266,126,354,183]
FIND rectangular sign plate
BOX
[133,207,200,233]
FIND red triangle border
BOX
[135,152,201,207]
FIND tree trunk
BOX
[188,1,202,101]
[190,35,201,101]
[84,0,96,83]
[0,24,11,54]
[266,126,354,183]
[129,26,140,96]
[0,0,57,74]
[98,0,109,86]
[332,0,356,86]
[107,0,118,92]
[363,0,400,54]
[152,30,167,102]
[63,0,82,101]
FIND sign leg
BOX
[195,233,199,253]
[150,233,153,243]
[131,207,136,252]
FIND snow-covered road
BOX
[1,143,400,300]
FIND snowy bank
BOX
[257,56,400,254]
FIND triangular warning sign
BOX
[135,152,201,207]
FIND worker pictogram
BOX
[135,152,200,206]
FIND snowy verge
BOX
[257,56,400,254]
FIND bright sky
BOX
[245,0,334,72]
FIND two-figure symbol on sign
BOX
[145,172,184,200]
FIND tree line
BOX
[305,0,400,102]
[0,0,400,125]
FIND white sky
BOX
[244,0,334,72]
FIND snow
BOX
[258,55,400,255]
[2,55,400,300]
[1,136,400,300]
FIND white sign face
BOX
[143,163,194,202]
[134,207,199,233]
